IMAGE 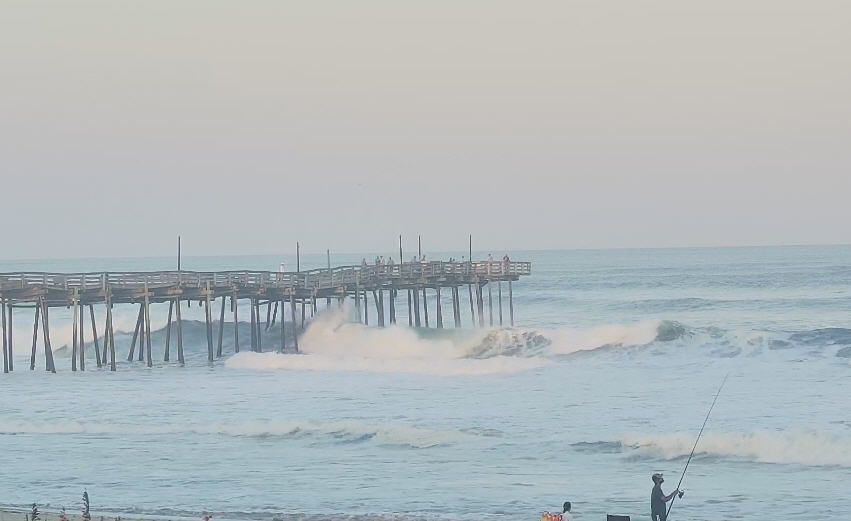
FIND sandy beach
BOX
[0,509,199,521]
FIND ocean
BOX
[1,246,850,520]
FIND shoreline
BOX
[0,509,201,521]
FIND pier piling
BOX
[128,303,143,362]
[30,304,39,370]
[79,298,85,371]
[89,305,101,367]
[164,299,173,362]
[436,287,443,328]
[144,291,152,368]
[176,297,184,364]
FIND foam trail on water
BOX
[620,431,851,467]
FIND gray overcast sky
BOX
[1,1,850,259]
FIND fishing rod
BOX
[666,372,729,519]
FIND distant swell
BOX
[575,431,851,467]
[0,420,477,448]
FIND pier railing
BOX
[0,260,531,292]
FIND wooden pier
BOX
[0,260,531,372]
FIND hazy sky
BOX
[2,1,850,259]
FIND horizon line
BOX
[1,241,849,264]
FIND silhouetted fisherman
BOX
[651,473,683,521]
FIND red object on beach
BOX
[540,512,563,521]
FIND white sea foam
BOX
[224,309,667,375]
[621,430,851,467]
[0,420,476,448]
[224,308,546,375]
[546,320,662,355]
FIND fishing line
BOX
[666,372,729,519]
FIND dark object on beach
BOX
[29,504,40,521]
[82,491,91,521]
[606,516,630,521]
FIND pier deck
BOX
[0,260,531,372]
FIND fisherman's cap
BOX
[652,473,664,482]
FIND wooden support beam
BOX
[144,292,152,368]
[422,287,430,327]
[468,284,475,327]
[106,294,116,371]
[256,300,263,353]
[301,299,306,329]
[488,283,493,327]
[354,285,362,323]
[41,299,56,373]
[71,298,78,371]
[176,297,184,364]
[389,289,396,324]
[455,286,462,328]
[477,283,485,328]
[6,304,13,372]
[363,290,369,326]
[279,298,285,353]
[407,289,412,326]
[270,301,278,327]
[312,294,317,317]
[204,290,214,362]
[250,298,257,351]
[498,281,503,327]
[89,305,101,368]
[217,296,226,358]
[412,287,421,327]
[436,286,443,328]
[377,290,385,327]
[509,281,514,327]
[450,287,458,328]
[127,303,143,362]
[137,300,145,362]
[164,299,173,362]
[265,301,272,330]
[30,304,39,370]
[289,293,299,353]
[2,299,8,373]
[79,298,86,371]
[233,293,239,353]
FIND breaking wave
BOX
[31,303,851,372]
[224,310,670,375]
[0,420,477,448]
[575,431,851,467]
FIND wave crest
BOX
[619,431,851,467]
